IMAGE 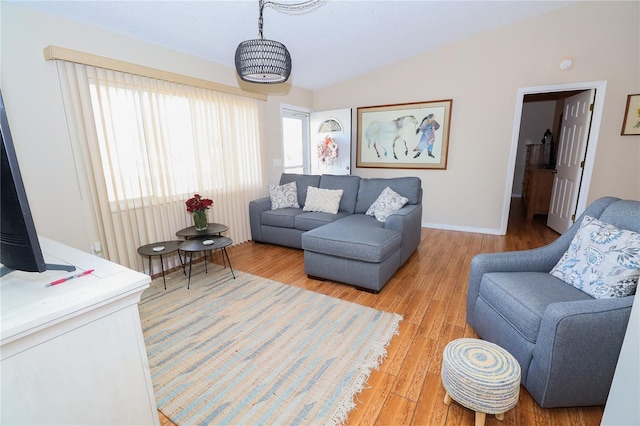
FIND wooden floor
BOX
[156,199,604,426]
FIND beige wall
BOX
[1,1,638,255]
[313,1,640,232]
[1,2,312,253]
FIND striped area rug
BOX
[138,269,402,425]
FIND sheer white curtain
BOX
[55,61,265,272]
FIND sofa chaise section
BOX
[303,215,403,292]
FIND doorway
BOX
[501,81,608,234]
[281,106,311,174]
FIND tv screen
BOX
[0,90,74,277]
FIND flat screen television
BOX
[0,90,74,277]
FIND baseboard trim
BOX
[420,222,504,236]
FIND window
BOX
[86,72,262,206]
[55,60,264,270]
[281,107,310,174]
[89,83,205,203]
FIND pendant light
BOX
[235,0,325,84]
[235,0,290,83]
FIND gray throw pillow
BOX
[268,181,300,210]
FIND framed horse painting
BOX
[356,99,452,169]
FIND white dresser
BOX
[1,237,159,425]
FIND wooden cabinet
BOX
[522,143,554,220]
[522,169,554,220]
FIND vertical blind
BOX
[55,60,265,272]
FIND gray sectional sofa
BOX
[249,173,422,292]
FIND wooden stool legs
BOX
[443,391,506,426]
[475,412,486,426]
[444,392,452,405]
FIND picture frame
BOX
[621,94,640,136]
[356,99,452,169]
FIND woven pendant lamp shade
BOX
[235,38,291,83]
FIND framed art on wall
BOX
[621,94,640,135]
[356,99,452,169]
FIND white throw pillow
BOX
[303,186,343,214]
[268,181,300,210]
[366,187,409,222]
[550,216,640,299]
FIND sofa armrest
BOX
[527,296,634,407]
[384,203,422,264]
[249,197,271,242]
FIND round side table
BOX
[179,236,235,288]
[137,240,185,290]
[176,223,229,239]
[441,338,521,426]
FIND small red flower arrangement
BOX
[185,193,213,213]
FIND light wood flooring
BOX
[155,199,604,426]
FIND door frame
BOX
[280,104,312,174]
[501,80,607,234]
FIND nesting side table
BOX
[176,223,229,239]
[179,236,235,288]
[137,240,185,289]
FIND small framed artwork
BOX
[356,99,452,169]
[621,94,640,135]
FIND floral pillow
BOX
[550,216,640,299]
[366,187,409,222]
[268,181,300,210]
[303,186,343,214]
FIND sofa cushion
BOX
[366,186,409,222]
[478,272,592,343]
[279,173,321,208]
[268,181,300,209]
[319,174,361,214]
[302,215,400,263]
[550,216,640,299]
[355,177,422,214]
[260,208,301,229]
[295,211,350,231]
[303,186,343,214]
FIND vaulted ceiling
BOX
[10,1,579,91]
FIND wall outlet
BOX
[92,242,102,256]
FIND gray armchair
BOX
[466,197,639,408]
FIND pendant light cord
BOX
[263,0,326,16]
[258,0,265,39]
[257,0,324,39]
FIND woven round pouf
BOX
[441,338,521,426]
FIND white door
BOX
[547,90,595,234]
[309,109,352,175]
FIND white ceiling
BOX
[11,0,579,91]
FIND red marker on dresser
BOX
[46,269,94,287]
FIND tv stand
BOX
[0,262,75,278]
[0,237,159,425]
[44,262,76,272]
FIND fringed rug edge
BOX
[327,313,403,426]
